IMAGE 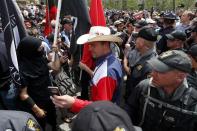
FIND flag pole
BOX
[53,0,62,47]
[46,0,51,27]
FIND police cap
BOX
[137,27,157,42]
[72,101,137,131]
[134,20,148,28]
[163,12,178,20]
[166,30,187,41]
[187,44,197,57]
[148,50,192,73]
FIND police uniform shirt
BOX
[0,110,42,131]
[126,49,140,68]
[127,48,157,92]
[187,69,197,90]
[126,79,197,131]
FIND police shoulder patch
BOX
[136,65,143,71]
[159,50,173,59]
[114,126,126,131]
[147,73,152,78]
[26,118,41,131]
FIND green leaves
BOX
[100,0,196,11]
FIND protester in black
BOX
[17,36,56,131]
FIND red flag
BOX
[44,0,57,36]
[89,0,106,26]
[81,0,106,69]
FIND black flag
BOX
[0,0,27,86]
[61,0,91,63]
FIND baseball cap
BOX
[148,50,192,73]
[72,101,136,131]
[61,18,72,25]
[163,12,178,20]
[137,27,157,42]
[166,30,187,41]
[134,20,148,28]
[187,44,197,61]
[187,44,197,56]
[114,20,122,26]
[127,18,136,25]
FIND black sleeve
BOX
[156,35,168,54]
[19,73,28,89]
[125,83,143,125]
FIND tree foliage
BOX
[101,0,196,11]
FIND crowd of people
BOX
[0,1,197,131]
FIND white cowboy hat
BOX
[146,18,156,24]
[77,26,123,45]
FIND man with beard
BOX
[125,27,157,99]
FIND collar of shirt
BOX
[134,48,156,65]
[157,78,188,101]
[95,52,113,66]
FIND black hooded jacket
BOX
[17,36,51,103]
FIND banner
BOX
[44,0,57,36]
[0,0,27,86]
[61,0,91,63]
[81,0,106,69]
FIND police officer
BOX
[0,110,42,131]
[166,30,187,50]
[125,27,157,100]
[126,50,197,131]
[185,20,197,48]
[156,12,177,54]
[186,44,197,89]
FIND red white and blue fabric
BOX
[71,52,122,113]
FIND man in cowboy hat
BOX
[51,26,123,113]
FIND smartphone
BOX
[48,86,61,96]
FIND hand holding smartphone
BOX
[48,86,61,96]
